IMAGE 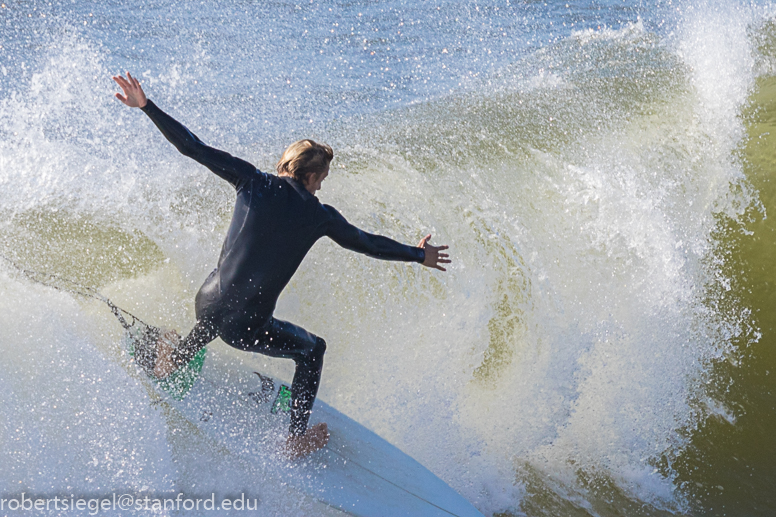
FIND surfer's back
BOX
[201,171,329,331]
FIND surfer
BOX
[112,72,451,459]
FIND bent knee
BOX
[313,337,327,358]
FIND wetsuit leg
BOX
[236,318,326,437]
[171,318,219,367]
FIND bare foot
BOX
[283,423,330,459]
[153,329,181,379]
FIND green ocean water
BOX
[512,72,776,517]
[673,74,776,516]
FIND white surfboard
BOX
[123,327,483,517]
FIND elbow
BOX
[176,142,201,159]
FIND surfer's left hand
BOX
[418,234,450,272]
[112,72,148,108]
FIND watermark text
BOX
[1,493,258,514]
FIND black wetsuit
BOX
[140,100,425,435]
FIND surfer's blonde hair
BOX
[276,139,333,183]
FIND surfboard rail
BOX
[122,328,483,517]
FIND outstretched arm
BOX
[324,205,451,270]
[112,72,257,187]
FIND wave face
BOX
[1,0,774,515]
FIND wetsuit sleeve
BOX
[140,99,256,188]
[322,205,425,263]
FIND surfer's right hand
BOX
[418,234,451,272]
[112,72,148,108]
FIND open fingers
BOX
[113,75,132,94]
[429,247,451,272]
[113,74,141,95]
[418,233,451,271]
[128,72,144,92]
[127,71,139,89]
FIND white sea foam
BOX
[0,269,175,499]
[571,18,646,45]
